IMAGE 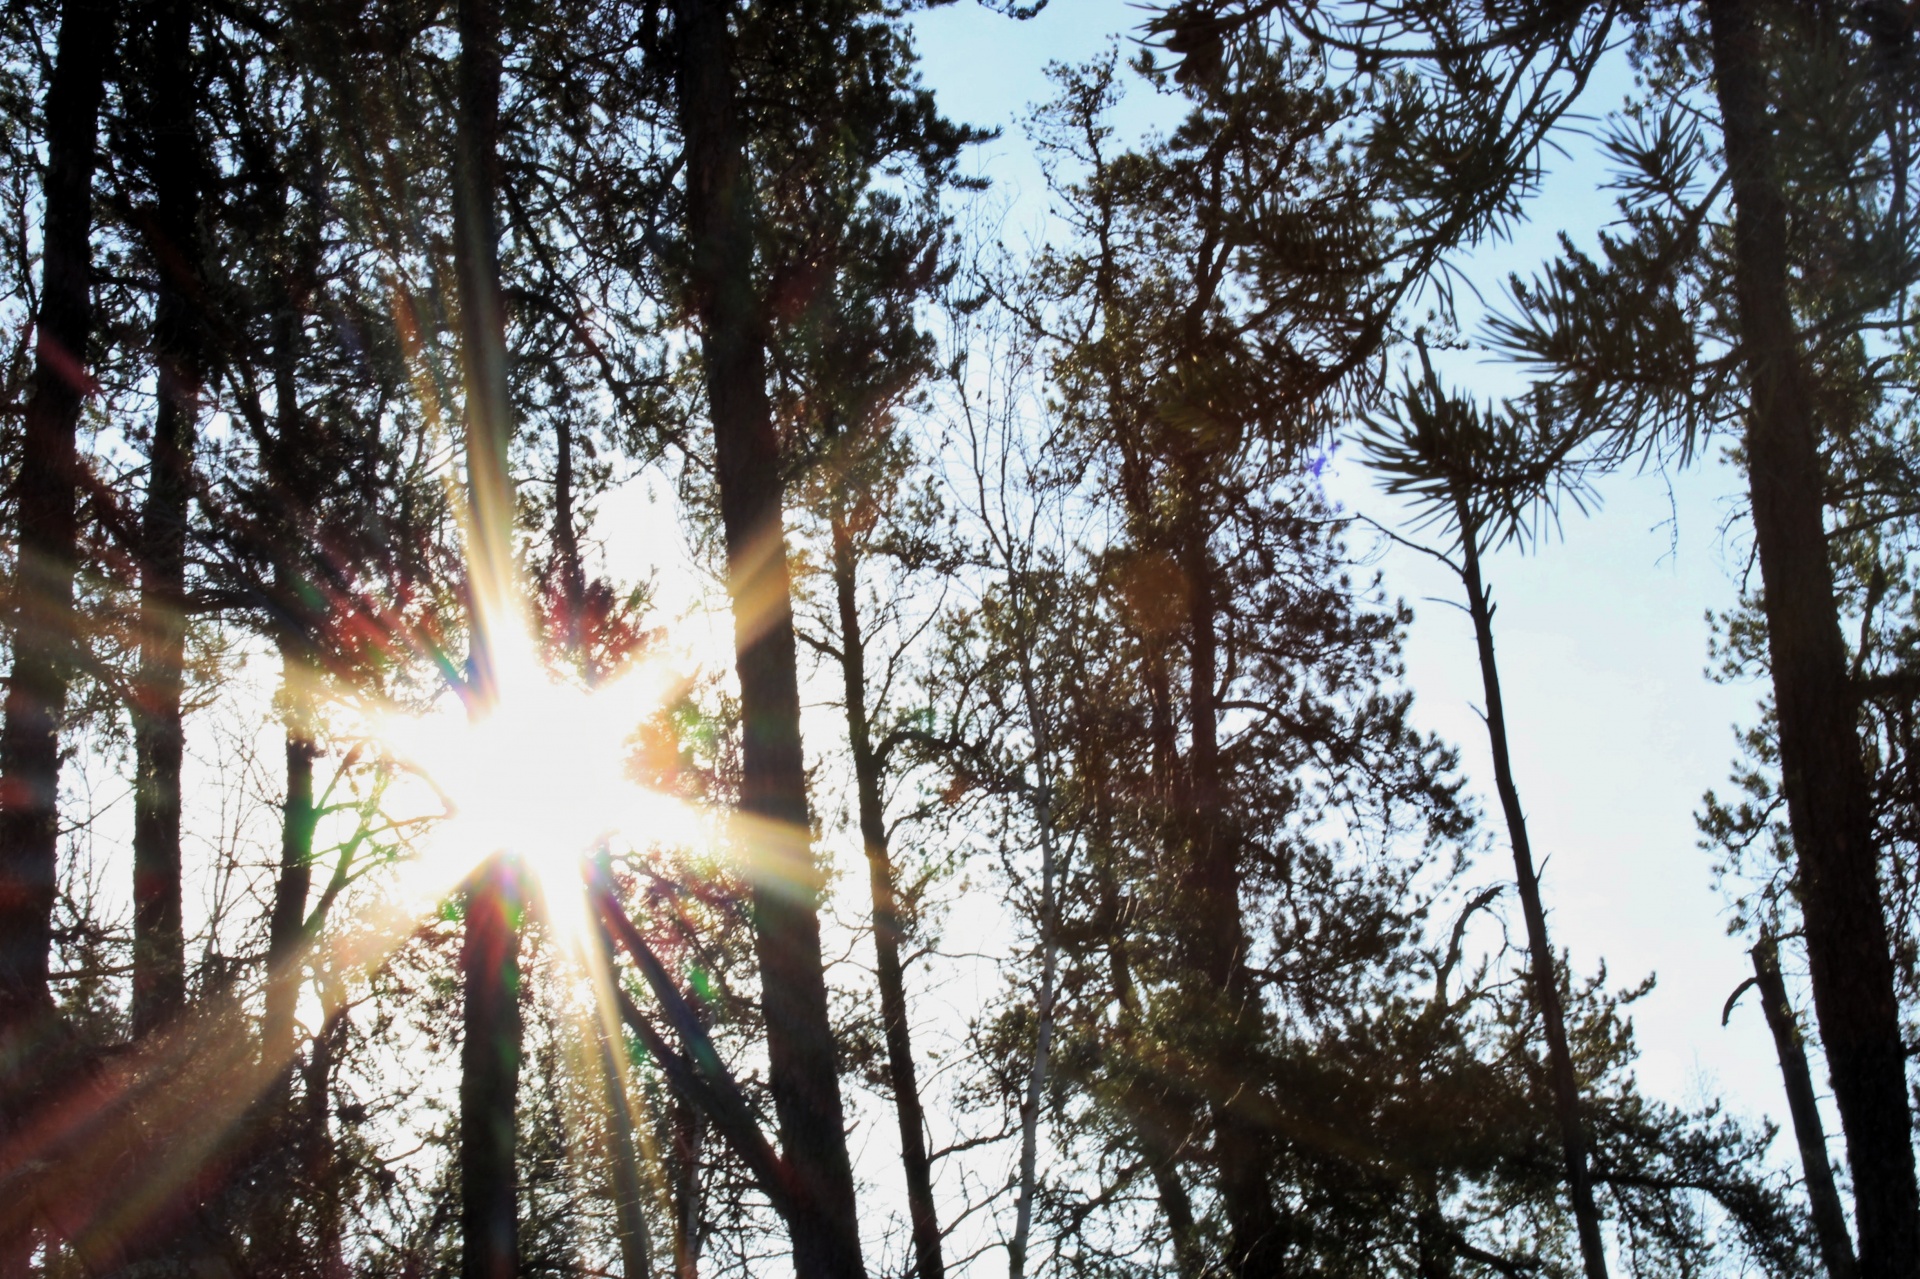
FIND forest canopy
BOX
[0,1,1915,1278]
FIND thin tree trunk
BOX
[1178,515,1283,1279]
[589,864,651,1279]
[1008,642,1060,1279]
[1099,853,1200,1279]
[669,1090,705,1279]
[672,5,864,1276]
[241,636,319,1276]
[0,0,113,1270]
[829,505,944,1279]
[261,155,322,1072]
[130,0,204,1039]
[1136,1100,1198,1279]
[594,1000,651,1279]
[1455,508,1608,1279]
[554,420,590,670]
[1748,930,1857,1279]
[1414,1186,1460,1279]
[304,1007,348,1279]
[264,643,317,1068]
[1703,5,1920,1276]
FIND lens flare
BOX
[347,621,699,940]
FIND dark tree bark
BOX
[554,420,591,671]
[244,637,319,1275]
[0,0,113,1269]
[1176,513,1285,1279]
[828,503,943,1279]
[593,984,651,1279]
[303,1006,349,1279]
[461,857,521,1279]
[259,148,323,1076]
[587,866,650,1279]
[264,644,317,1068]
[453,0,523,1270]
[130,0,206,1039]
[1746,930,1857,1279]
[671,4,864,1277]
[1702,5,1920,1276]
[1454,507,1609,1279]
[1097,845,1200,1279]
[453,0,515,686]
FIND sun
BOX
[356,622,698,939]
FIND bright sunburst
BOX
[344,619,700,941]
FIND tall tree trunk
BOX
[1455,508,1609,1279]
[1747,930,1856,1279]
[594,993,651,1279]
[672,5,864,1277]
[453,0,523,1271]
[130,0,203,1040]
[669,1090,705,1279]
[1007,633,1061,1279]
[829,505,944,1279]
[1177,514,1284,1279]
[240,636,319,1277]
[0,0,113,1269]
[589,863,651,1279]
[261,150,322,1073]
[1703,6,1920,1276]
[461,858,521,1279]
[453,0,514,683]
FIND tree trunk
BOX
[0,0,113,1269]
[829,505,944,1279]
[461,857,522,1279]
[453,0,515,682]
[588,861,652,1279]
[1455,508,1609,1279]
[554,420,591,671]
[1747,930,1857,1279]
[1098,845,1200,1279]
[1702,6,1920,1276]
[1008,638,1061,1279]
[453,0,523,1273]
[669,1090,705,1279]
[595,1005,651,1279]
[1177,514,1285,1279]
[130,0,204,1040]
[265,644,317,1068]
[672,5,864,1277]
[304,1006,348,1279]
